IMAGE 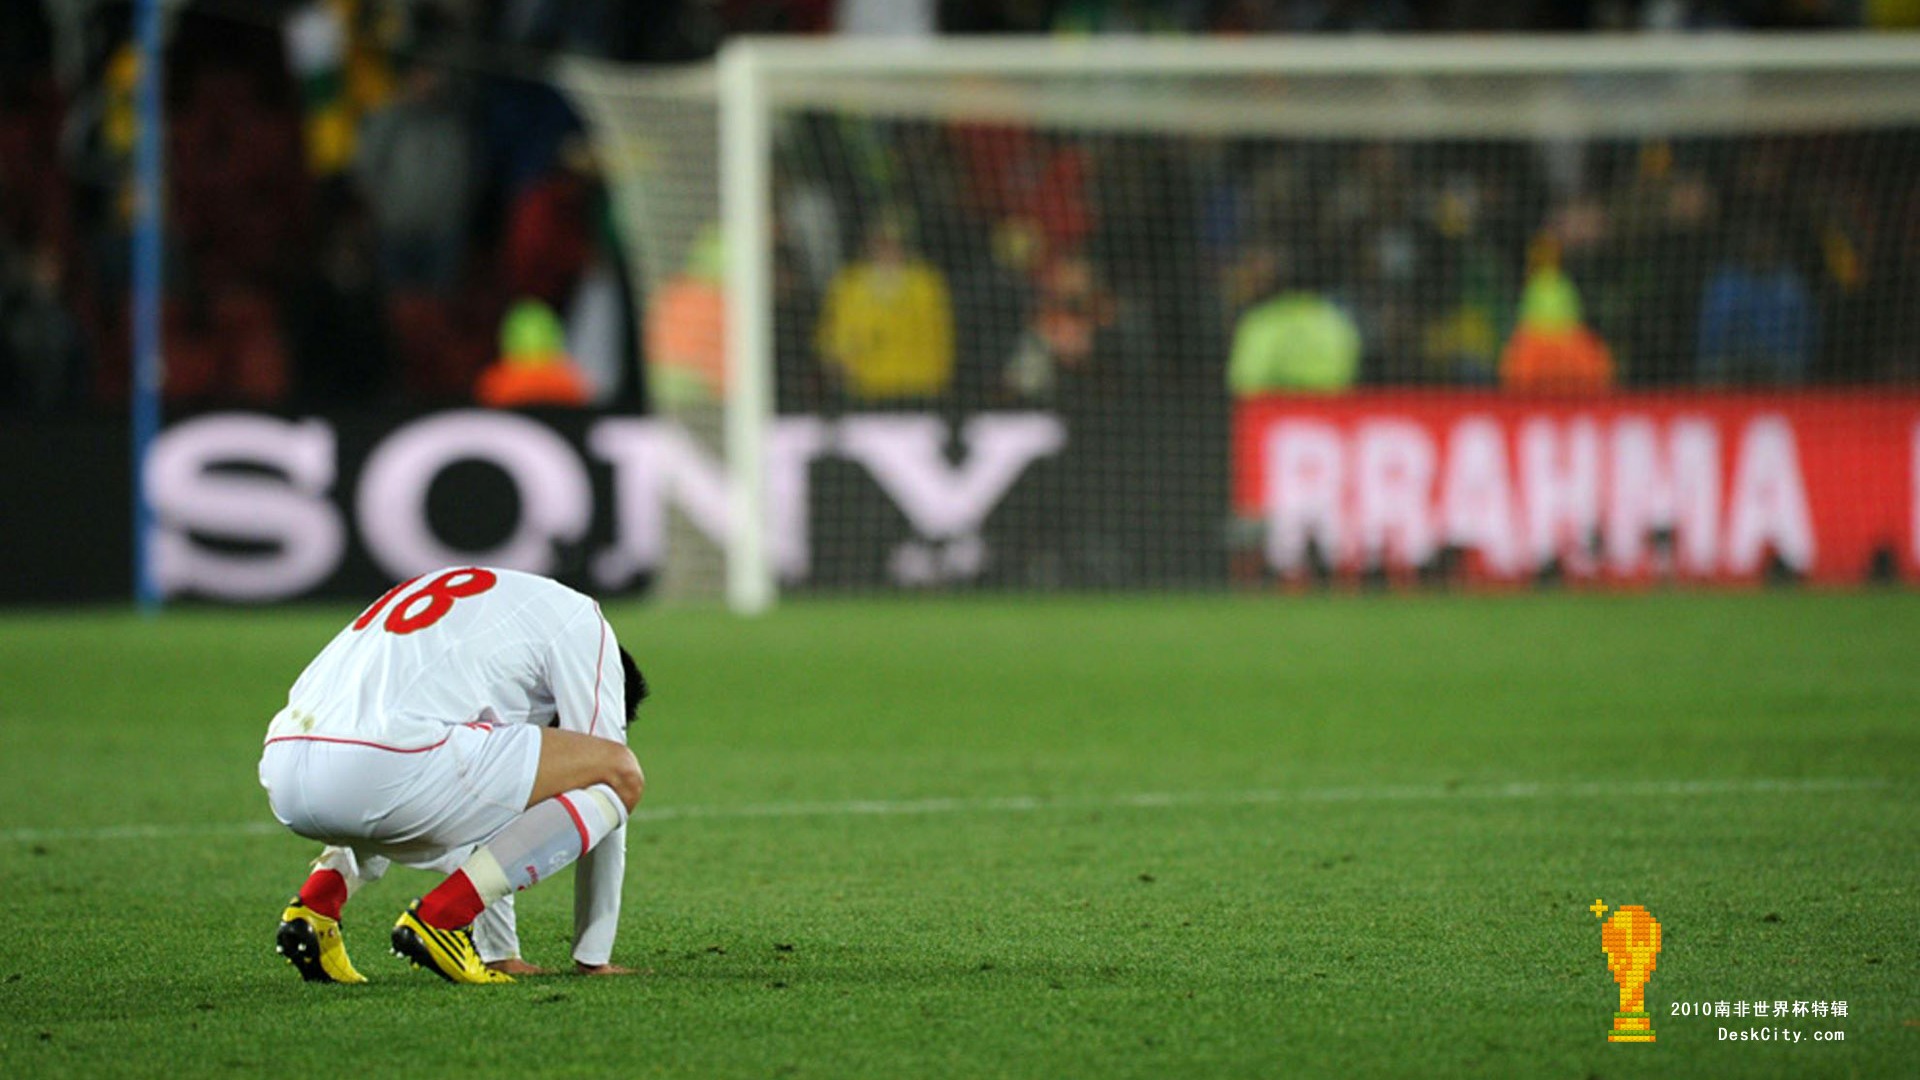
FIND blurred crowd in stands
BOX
[762,119,1920,411]
[1,0,1917,415]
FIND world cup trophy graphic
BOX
[1599,904,1662,1042]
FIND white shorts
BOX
[258,722,542,871]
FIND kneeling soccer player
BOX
[257,566,648,984]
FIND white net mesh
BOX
[565,63,729,600]
[569,39,1920,601]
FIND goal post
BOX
[718,43,776,615]
[565,35,1920,610]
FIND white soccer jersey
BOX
[266,566,628,751]
[263,566,631,966]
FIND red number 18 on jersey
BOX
[352,568,499,635]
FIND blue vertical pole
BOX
[131,0,165,613]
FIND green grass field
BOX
[1,593,1916,1078]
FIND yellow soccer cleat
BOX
[391,902,513,984]
[276,899,368,984]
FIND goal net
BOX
[565,36,1920,610]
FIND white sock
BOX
[312,845,389,897]
[460,783,627,905]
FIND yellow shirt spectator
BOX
[817,238,954,401]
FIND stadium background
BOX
[2,4,1919,1079]
[3,0,1920,602]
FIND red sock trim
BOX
[555,793,592,857]
[416,869,486,930]
[298,868,348,921]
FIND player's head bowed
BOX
[620,647,648,729]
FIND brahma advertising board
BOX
[1231,391,1920,584]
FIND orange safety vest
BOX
[1500,326,1615,395]
[475,359,591,408]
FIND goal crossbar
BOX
[724,32,1920,78]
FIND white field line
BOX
[0,776,1890,846]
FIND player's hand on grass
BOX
[486,958,550,976]
[576,962,639,976]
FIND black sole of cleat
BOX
[391,924,459,984]
[276,918,337,984]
